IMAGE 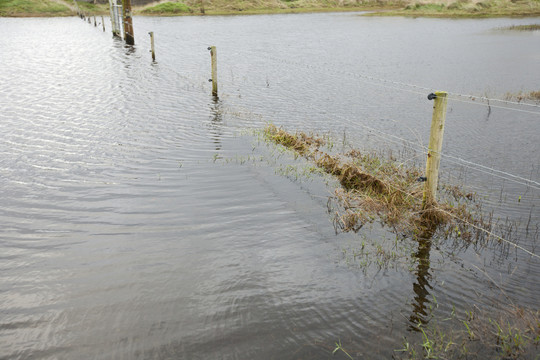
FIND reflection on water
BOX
[210,95,223,152]
[0,14,539,359]
[409,228,435,331]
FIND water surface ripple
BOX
[0,15,539,359]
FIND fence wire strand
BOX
[241,47,540,113]
[97,33,540,262]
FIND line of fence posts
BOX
[422,91,448,210]
[71,21,447,196]
[76,5,105,32]
[75,0,137,45]
[199,46,447,199]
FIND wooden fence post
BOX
[149,32,156,61]
[94,15,97,27]
[109,0,121,38]
[101,16,105,32]
[422,91,448,209]
[122,0,134,45]
[208,46,218,96]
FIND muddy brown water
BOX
[1,14,539,359]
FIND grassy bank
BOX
[0,0,73,17]
[3,0,540,17]
[367,0,540,18]
[138,0,404,16]
[0,0,108,17]
[74,0,109,15]
[0,0,402,17]
[137,0,540,17]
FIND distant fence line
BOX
[75,14,540,193]
[74,16,540,260]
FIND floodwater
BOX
[0,13,539,359]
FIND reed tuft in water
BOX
[396,305,540,359]
[263,124,487,239]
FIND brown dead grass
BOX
[264,124,488,238]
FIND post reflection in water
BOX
[409,226,436,331]
[209,95,222,152]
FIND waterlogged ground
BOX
[0,14,539,359]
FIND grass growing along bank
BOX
[367,0,540,18]
[0,0,73,17]
[0,0,110,17]
[138,0,404,16]
[0,0,403,17]
[2,0,540,17]
[141,1,192,15]
[74,0,109,15]
[136,0,540,17]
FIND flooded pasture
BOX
[0,13,539,359]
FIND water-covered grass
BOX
[502,23,540,30]
[396,305,540,359]
[504,90,540,102]
[262,124,484,236]
[262,124,540,360]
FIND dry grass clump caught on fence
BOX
[263,124,478,236]
[504,90,540,103]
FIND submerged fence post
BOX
[208,46,218,97]
[109,0,122,38]
[94,15,97,27]
[422,91,448,209]
[122,0,135,45]
[101,16,105,32]
[149,32,156,61]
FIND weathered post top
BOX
[422,91,448,209]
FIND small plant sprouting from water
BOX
[395,305,540,360]
[333,339,354,360]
